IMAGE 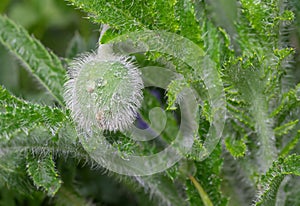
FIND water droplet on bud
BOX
[91,93,98,100]
[113,92,121,101]
[95,77,107,88]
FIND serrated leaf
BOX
[274,120,299,137]
[253,155,300,206]
[279,131,300,157]
[0,15,66,105]
[66,0,178,32]
[134,174,187,206]
[283,176,300,206]
[0,85,67,139]
[271,87,300,124]
[0,151,33,194]
[225,136,247,158]
[174,0,203,45]
[26,153,61,196]
[166,78,189,111]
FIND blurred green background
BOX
[0,0,99,102]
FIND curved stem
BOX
[189,175,214,206]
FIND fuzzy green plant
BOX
[1,0,300,206]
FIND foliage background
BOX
[2,0,300,206]
[0,0,98,100]
[0,0,139,205]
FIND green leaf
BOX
[279,131,300,157]
[0,15,66,105]
[186,145,228,206]
[0,85,67,140]
[0,151,32,194]
[174,0,203,45]
[0,124,88,170]
[274,120,299,137]
[54,186,92,206]
[166,78,189,111]
[225,136,247,158]
[134,175,187,206]
[240,0,278,36]
[66,0,178,31]
[26,153,62,196]
[271,86,300,124]
[283,176,300,206]
[254,155,300,206]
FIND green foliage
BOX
[53,186,93,206]
[0,15,66,105]
[224,136,247,158]
[186,145,228,206]
[26,153,61,196]
[67,0,178,31]
[254,154,300,206]
[0,0,300,205]
[0,85,67,139]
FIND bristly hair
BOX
[64,46,143,133]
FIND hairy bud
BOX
[64,46,143,132]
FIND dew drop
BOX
[113,92,121,101]
[113,71,123,78]
[95,77,107,88]
[91,92,98,100]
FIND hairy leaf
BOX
[224,136,247,158]
[66,0,178,32]
[26,153,61,196]
[0,85,67,140]
[253,154,300,206]
[134,174,187,206]
[54,186,93,206]
[0,15,66,105]
[0,151,32,194]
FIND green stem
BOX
[189,175,214,206]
